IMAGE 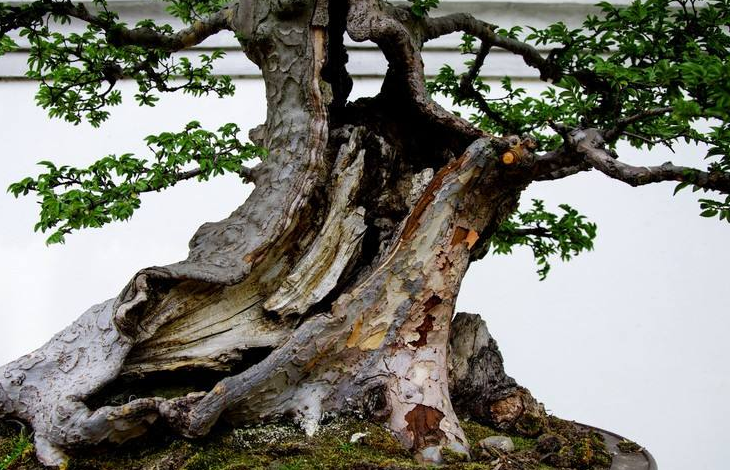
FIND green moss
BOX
[460,419,536,452]
[514,411,547,437]
[0,416,612,470]
[0,432,32,470]
[441,447,468,464]
[617,439,642,453]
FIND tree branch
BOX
[569,128,730,193]
[454,40,521,133]
[423,13,561,82]
[586,150,730,193]
[603,107,674,143]
[525,124,730,195]
[510,226,554,238]
[1,1,237,51]
[346,0,484,141]
[423,12,618,106]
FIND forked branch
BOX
[585,148,730,193]
[346,0,484,141]
[423,13,562,82]
[602,107,675,143]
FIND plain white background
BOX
[0,78,728,470]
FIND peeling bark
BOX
[263,127,368,317]
[0,0,550,467]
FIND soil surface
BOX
[0,416,652,470]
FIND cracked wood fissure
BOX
[0,0,546,467]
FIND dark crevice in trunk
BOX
[86,347,275,410]
[337,94,466,174]
[294,128,392,320]
[408,314,435,348]
[321,0,353,110]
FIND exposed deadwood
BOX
[120,137,524,466]
[122,279,292,375]
[263,127,368,317]
[0,1,335,465]
[0,1,556,468]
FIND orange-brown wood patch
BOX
[405,404,446,450]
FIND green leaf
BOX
[9,122,265,242]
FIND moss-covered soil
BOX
[0,415,611,470]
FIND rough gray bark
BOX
[0,0,550,467]
[449,312,547,436]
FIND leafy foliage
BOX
[8,122,263,244]
[163,0,230,25]
[409,0,440,18]
[1,0,728,251]
[428,0,730,221]
[0,31,16,54]
[698,195,730,221]
[1,0,234,127]
[491,200,597,280]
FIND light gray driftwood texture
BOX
[0,0,554,466]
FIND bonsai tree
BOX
[0,0,728,466]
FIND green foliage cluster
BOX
[163,0,229,25]
[409,0,440,18]
[490,200,598,279]
[8,121,263,244]
[426,0,729,276]
[0,0,234,127]
[431,0,730,150]
[0,0,266,242]
[429,0,730,222]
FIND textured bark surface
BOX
[0,0,551,467]
[449,312,547,437]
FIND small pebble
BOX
[479,435,515,452]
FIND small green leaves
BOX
[459,33,476,54]
[698,197,730,222]
[428,0,730,223]
[24,22,235,127]
[163,0,229,25]
[7,122,264,244]
[430,0,730,151]
[410,0,440,18]
[489,200,597,280]
[1,0,235,127]
[0,32,16,55]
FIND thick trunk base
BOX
[0,130,539,466]
[0,2,548,465]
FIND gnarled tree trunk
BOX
[0,0,548,466]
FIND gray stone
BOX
[447,440,470,456]
[479,435,515,452]
[418,445,443,464]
